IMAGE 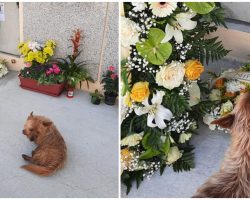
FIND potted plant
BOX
[18,40,65,96]
[90,89,104,105]
[101,66,118,105]
[57,29,93,98]
[0,59,8,78]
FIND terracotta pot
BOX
[19,75,65,97]
[104,92,117,106]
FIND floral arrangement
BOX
[0,59,8,78]
[120,2,229,193]
[18,40,56,65]
[203,64,250,131]
[102,66,119,96]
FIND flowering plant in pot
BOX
[0,59,8,78]
[101,66,118,105]
[57,29,93,98]
[90,89,104,105]
[18,40,66,96]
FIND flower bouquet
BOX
[120,2,229,193]
[0,59,8,78]
[101,66,118,105]
[203,63,250,131]
[18,40,65,96]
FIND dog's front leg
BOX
[22,154,32,161]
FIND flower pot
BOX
[66,88,74,98]
[19,75,65,97]
[104,92,117,106]
[91,96,101,105]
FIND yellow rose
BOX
[130,81,150,102]
[185,60,204,80]
[121,148,132,167]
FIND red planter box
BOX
[19,76,65,97]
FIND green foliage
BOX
[121,64,130,96]
[101,68,119,95]
[57,52,93,89]
[185,2,215,14]
[202,6,227,28]
[90,89,103,99]
[172,148,195,172]
[136,28,172,65]
[38,73,64,85]
[163,91,190,117]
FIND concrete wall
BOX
[22,2,119,82]
[222,3,250,23]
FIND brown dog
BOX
[21,112,66,176]
[193,93,250,198]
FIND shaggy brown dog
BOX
[21,112,66,176]
[193,93,250,198]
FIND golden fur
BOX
[21,112,66,176]
[193,93,250,198]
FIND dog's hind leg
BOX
[22,154,32,161]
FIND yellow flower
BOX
[27,51,36,61]
[43,46,53,56]
[20,43,30,56]
[185,60,204,80]
[121,148,132,167]
[124,92,132,107]
[130,81,150,102]
[220,100,233,116]
[45,40,56,48]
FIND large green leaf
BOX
[185,2,215,14]
[139,148,160,160]
[136,28,172,65]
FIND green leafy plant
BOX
[90,89,104,104]
[101,66,118,96]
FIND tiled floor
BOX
[0,72,118,198]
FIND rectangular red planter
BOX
[19,76,65,97]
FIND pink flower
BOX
[54,68,61,74]
[52,64,59,69]
[108,66,115,71]
[46,70,51,76]
[24,62,32,68]
[111,73,118,80]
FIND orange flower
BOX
[121,148,132,167]
[214,78,225,89]
[224,92,236,98]
[185,60,204,80]
[130,81,150,102]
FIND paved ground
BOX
[0,72,118,198]
[121,58,243,198]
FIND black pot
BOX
[104,92,117,106]
[91,96,101,105]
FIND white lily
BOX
[162,12,197,44]
[134,90,173,129]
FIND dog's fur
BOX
[193,93,250,198]
[21,112,66,176]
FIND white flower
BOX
[166,146,182,164]
[0,63,8,78]
[149,2,177,18]
[120,16,140,47]
[203,114,216,130]
[156,61,185,90]
[220,100,233,116]
[121,132,143,147]
[209,89,222,101]
[121,45,131,60]
[226,80,245,93]
[179,133,192,143]
[162,12,197,44]
[28,41,42,51]
[132,2,146,12]
[188,81,201,106]
[135,90,173,129]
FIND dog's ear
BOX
[28,111,33,119]
[42,120,52,127]
[211,114,235,129]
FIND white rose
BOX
[220,100,233,116]
[226,80,245,93]
[121,45,131,60]
[203,114,216,130]
[132,2,146,12]
[120,17,140,47]
[188,81,201,106]
[209,89,221,101]
[166,146,182,164]
[156,61,185,90]
[179,133,192,143]
[121,132,143,147]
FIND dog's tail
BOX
[21,164,54,176]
